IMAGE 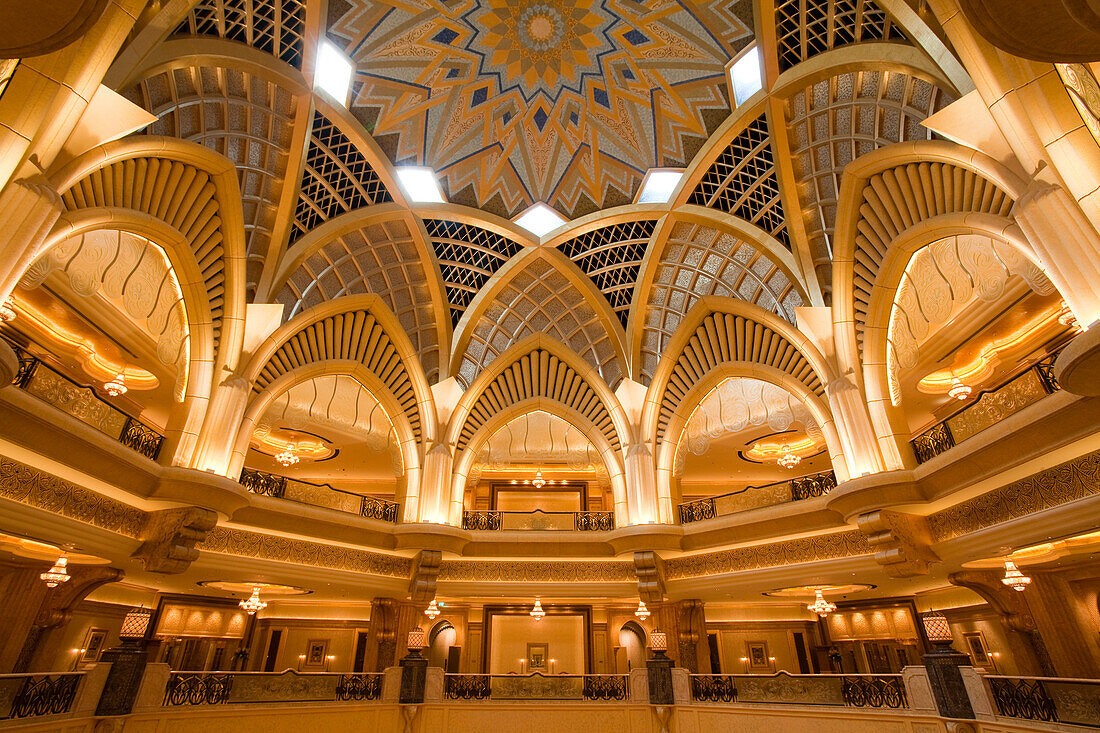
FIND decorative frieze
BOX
[197,527,412,577]
[437,560,635,583]
[665,531,871,579]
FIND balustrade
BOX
[690,674,737,702]
[163,671,384,706]
[678,471,836,524]
[461,510,614,531]
[443,673,626,701]
[688,672,906,709]
[0,673,81,720]
[238,468,399,523]
[984,675,1100,726]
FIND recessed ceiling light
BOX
[315,41,354,106]
[637,169,683,204]
[729,45,762,107]
[514,203,567,237]
[395,167,446,203]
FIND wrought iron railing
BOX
[841,675,907,709]
[238,468,399,523]
[5,340,164,461]
[582,675,627,700]
[0,673,81,719]
[335,673,383,701]
[443,673,627,701]
[163,671,385,706]
[987,677,1060,723]
[911,349,1064,465]
[164,673,233,705]
[444,674,491,700]
[678,470,837,524]
[461,509,615,531]
[690,674,737,702]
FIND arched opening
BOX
[428,620,458,671]
[618,621,647,672]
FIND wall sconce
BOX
[297,654,306,671]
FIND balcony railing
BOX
[0,673,82,720]
[986,675,1100,727]
[677,470,837,524]
[461,509,615,531]
[443,673,627,701]
[911,350,1062,465]
[163,671,383,706]
[688,672,907,709]
[239,468,400,522]
[6,341,164,461]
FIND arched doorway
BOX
[428,620,458,671]
[618,621,647,671]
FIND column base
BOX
[922,649,976,720]
[646,654,674,705]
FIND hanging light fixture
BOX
[530,597,545,621]
[239,586,267,615]
[635,599,651,621]
[275,444,300,467]
[1058,302,1082,332]
[0,296,15,323]
[104,373,127,397]
[1001,559,1032,592]
[947,376,972,401]
[807,588,837,617]
[40,555,71,588]
[532,470,546,489]
[425,599,440,620]
[777,450,801,470]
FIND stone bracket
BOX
[408,549,441,603]
[132,506,217,574]
[856,509,940,577]
[634,550,666,602]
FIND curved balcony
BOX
[461,509,615,531]
[677,471,837,524]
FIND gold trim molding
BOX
[198,527,412,578]
[666,531,871,579]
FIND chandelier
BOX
[635,599,651,621]
[807,588,837,617]
[532,470,546,489]
[530,597,545,621]
[947,377,972,401]
[275,444,300,467]
[0,296,14,323]
[104,373,127,397]
[778,450,801,470]
[239,587,267,615]
[1001,560,1031,592]
[425,599,440,620]
[1058,302,1081,331]
[40,555,71,588]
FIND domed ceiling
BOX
[327,0,756,218]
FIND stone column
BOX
[654,600,709,674]
[625,442,659,524]
[419,441,453,524]
[0,178,63,304]
[922,643,976,720]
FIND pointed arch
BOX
[450,247,627,391]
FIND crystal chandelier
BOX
[807,588,836,617]
[275,444,300,467]
[635,599,650,621]
[1001,560,1031,592]
[778,450,801,470]
[239,586,267,615]
[947,377,972,401]
[425,599,440,620]
[532,470,546,489]
[104,373,127,397]
[530,597,545,621]
[40,555,71,588]
[0,296,15,323]
[1058,302,1081,331]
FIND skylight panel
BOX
[515,203,568,237]
[315,41,354,106]
[637,169,684,204]
[396,167,446,203]
[729,45,763,107]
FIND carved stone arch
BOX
[446,334,630,460]
[0,0,110,57]
[643,296,834,451]
[48,137,248,376]
[243,294,436,445]
[269,207,450,385]
[450,247,627,391]
[450,396,630,525]
[631,210,810,385]
[229,360,421,488]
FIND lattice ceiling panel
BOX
[275,219,440,383]
[639,222,805,384]
[423,219,524,325]
[775,0,909,73]
[456,257,623,391]
[174,0,306,69]
[688,115,791,249]
[291,111,393,244]
[786,70,954,298]
[128,66,296,300]
[557,220,657,328]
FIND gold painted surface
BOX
[1047,681,1100,727]
[228,672,340,703]
[735,673,845,705]
[665,532,871,579]
[713,483,790,516]
[500,511,575,531]
[1058,63,1100,146]
[198,527,411,578]
[24,367,126,438]
[438,560,634,583]
[946,369,1048,444]
[490,675,584,700]
[156,603,248,638]
[283,480,362,514]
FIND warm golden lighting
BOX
[635,599,650,621]
[947,377,972,401]
[0,296,15,323]
[777,450,801,469]
[530,597,545,621]
[104,373,128,397]
[921,610,953,645]
[532,470,546,489]
[425,599,440,620]
[238,586,267,615]
[275,445,300,467]
[650,628,668,652]
[407,628,427,650]
[1058,302,1082,332]
[1001,559,1032,591]
[807,588,836,617]
[40,555,71,588]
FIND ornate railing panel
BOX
[164,673,233,706]
[361,496,399,522]
[444,674,492,700]
[335,673,383,701]
[690,674,737,702]
[574,511,614,531]
[0,674,81,719]
[912,349,1063,465]
[841,675,907,709]
[988,678,1058,722]
[5,341,165,461]
[678,471,837,524]
[462,511,502,531]
[461,510,615,531]
[582,675,627,701]
[237,469,399,523]
[239,468,287,498]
